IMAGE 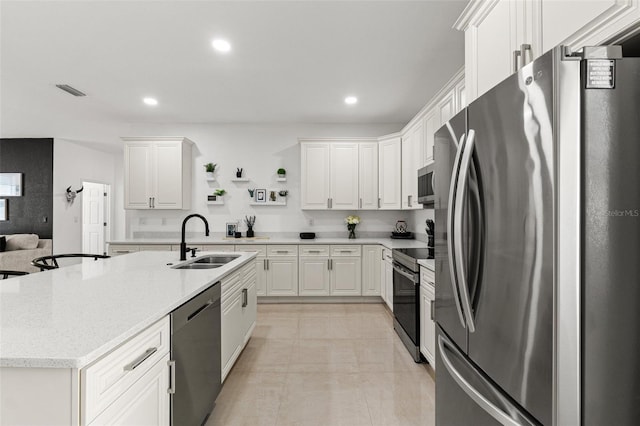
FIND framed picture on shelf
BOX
[226,222,238,237]
[255,189,266,203]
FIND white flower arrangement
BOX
[345,215,360,225]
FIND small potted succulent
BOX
[277,168,286,179]
[236,168,243,178]
[209,188,226,201]
[204,163,217,179]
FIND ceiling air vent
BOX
[55,84,87,97]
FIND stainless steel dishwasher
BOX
[170,282,221,426]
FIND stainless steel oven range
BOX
[392,247,431,362]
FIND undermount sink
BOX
[194,255,240,264]
[172,254,241,270]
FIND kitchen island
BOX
[0,250,257,425]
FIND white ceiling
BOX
[1,1,467,136]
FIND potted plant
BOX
[345,215,360,239]
[277,168,286,179]
[204,163,217,179]
[236,168,243,178]
[244,215,256,238]
[210,188,225,201]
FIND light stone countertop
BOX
[0,251,256,369]
[108,236,428,250]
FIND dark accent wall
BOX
[0,138,54,238]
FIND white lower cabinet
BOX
[88,353,170,426]
[266,257,298,296]
[362,245,382,296]
[384,253,393,311]
[221,262,257,381]
[330,257,362,296]
[420,267,436,367]
[299,256,331,296]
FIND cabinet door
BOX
[421,285,436,367]
[301,143,331,209]
[542,0,636,54]
[423,109,439,166]
[222,292,243,377]
[362,245,382,296]
[466,0,519,100]
[358,142,379,210]
[401,130,421,210]
[455,79,467,113]
[380,253,387,302]
[242,279,257,343]
[88,354,170,426]
[329,143,359,210]
[438,89,456,125]
[330,257,362,296]
[266,257,298,296]
[124,142,153,209]
[384,260,394,311]
[152,142,184,209]
[378,137,402,210]
[298,257,330,296]
[255,257,268,296]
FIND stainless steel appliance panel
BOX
[392,261,420,361]
[435,326,538,426]
[465,51,555,426]
[171,283,222,426]
[582,57,640,425]
[434,109,468,352]
[418,163,435,205]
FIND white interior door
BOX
[82,182,107,255]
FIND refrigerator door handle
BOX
[454,129,477,333]
[438,334,524,426]
[447,132,467,329]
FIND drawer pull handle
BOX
[124,347,158,371]
[308,250,321,254]
[340,250,353,253]
[276,250,288,254]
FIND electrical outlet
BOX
[308,218,314,226]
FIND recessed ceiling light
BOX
[143,97,158,106]
[212,39,231,53]
[345,96,358,105]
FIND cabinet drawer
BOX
[267,245,298,257]
[421,266,435,287]
[109,245,139,256]
[330,245,361,257]
[201,244,235,252]
[299,245,330,256]
[82,317,170,425]
[138,245,171,251]
[238,245,266,257]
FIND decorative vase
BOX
[347,224,356,239]
[206,172,215,180]
[246,227,254,238]
[278,174,285,179]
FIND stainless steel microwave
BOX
[418,164,435,205]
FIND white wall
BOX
[114,123,412,239]
[53,139,115,254]
[411,207,434,240]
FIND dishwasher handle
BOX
[171,282,221,332]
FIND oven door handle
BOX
[392,262,419,284]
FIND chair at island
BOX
[31,254,111,271]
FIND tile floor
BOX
[207,303,435,426]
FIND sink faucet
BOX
[180,214,210,261]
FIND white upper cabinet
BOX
[438,89,456,125]
[329,143,359,210]
[423,109,439,166]
[358,142,379,210]
[457,0,640,103]
[401,125,421,210]
[300,139,376,210]
[378,135,402,210]
[301,142,331,209]
[455,0,539,101]
[542,1,640,53]
[122,137,193,210]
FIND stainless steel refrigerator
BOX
[434,45,640,426]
